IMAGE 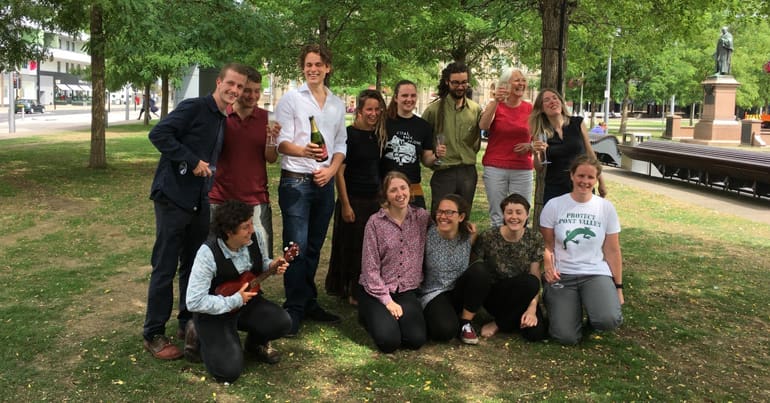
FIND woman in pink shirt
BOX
[357,171,430,353]
[479,68,535,226]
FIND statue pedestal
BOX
[683,75,740,146]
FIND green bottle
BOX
[309,116,329,162]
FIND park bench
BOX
[618,140,770,198]
[589,134,622,166]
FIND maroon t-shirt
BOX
[209,105,270,205]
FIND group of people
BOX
[141,45,625,383]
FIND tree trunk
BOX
[161,72,169,118]
[143,84,151,125]
[375,59,382,92]
[89,2,107,169]
[619,78,631,135]
[539,0,572,93]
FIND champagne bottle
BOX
[308,116,329,162]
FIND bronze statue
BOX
[715,27,733,75]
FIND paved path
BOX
[603,167,769,225]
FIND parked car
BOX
[15,99,46,114]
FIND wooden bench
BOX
[618,140,770,198]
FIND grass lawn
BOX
[0,125,768,401]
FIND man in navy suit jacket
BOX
[142,63,248,360]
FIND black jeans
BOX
[356,285,426,353]
[143,198,209,340]
[483,270,548,341]
[195,294,291,383]
[422,262,489,341]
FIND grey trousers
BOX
[543,274,622,345]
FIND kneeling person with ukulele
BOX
[186,200,297,383]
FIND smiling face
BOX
[303,52,330,86]
[385,177,410,210]
[214,69,248,111]
[435,199,465,233]
[508,71,527,99]
[395,83,417,116]
[541,90,563,117]
[501,201,529,233]
[570,163,599,197]
[226,218,254,250]
[358,97,382,128]
[236,80,261,110]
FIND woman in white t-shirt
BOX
[539,155,624,344]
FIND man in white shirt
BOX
[274,44,347,336]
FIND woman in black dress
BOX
[325,89,387,305]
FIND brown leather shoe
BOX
[183,321,200,363]
[144,334,183,360]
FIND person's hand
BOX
[494,86,510,102]
[385,301,403,320]
[312,166,334,187]
[617,289,625,305]
[513,142,532,155]
[434,144,447,159]
[238,282,258,305]
[543,254,561,283]
[303,143,325,161]
[193,160,213,177]
[270,257,289,275]
[266,121,281,140]
[531,140,548,153]
[468,222,477,234]
[520,309,538,329]
[341,203,355,223]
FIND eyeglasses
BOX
[436,209,459,217]
[449,80,469,87]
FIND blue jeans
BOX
[278,175,335,318]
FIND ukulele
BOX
[214,242,300,297]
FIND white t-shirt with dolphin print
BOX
[540,193,621,276]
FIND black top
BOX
[344,126,382,196]
[381,115,434,184]
[544,116,585,202]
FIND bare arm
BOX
[602,232,624,304]
[335,164,355,223]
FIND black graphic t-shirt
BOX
[381,115,434,184]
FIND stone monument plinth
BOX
[684,75,740,145]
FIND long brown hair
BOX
[386,80,416,120]
[529,88,571,139]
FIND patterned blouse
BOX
[472,226,544,280]
[359,206,430,305]
[419,225,472,307]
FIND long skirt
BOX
[325,194,380,298]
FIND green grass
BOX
[0,127,769,401]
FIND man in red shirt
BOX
[209,66,279,262]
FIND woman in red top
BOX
[479,68,535,227]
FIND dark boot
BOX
[183,320,201,363]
